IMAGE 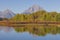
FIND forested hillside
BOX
[10,10,60,22]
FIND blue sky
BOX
[0,0,60,13]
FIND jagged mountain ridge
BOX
[23,5,44,14]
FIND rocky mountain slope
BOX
[0,9,15,18]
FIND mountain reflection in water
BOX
[0,25,60,40]
[0,25,60,36]
[0,26,13,32]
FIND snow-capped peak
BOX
[23,4,44,14]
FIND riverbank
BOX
[0,21,60,27]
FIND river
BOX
[0,25,60,40]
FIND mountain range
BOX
[0,5,44,18]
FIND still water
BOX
[0,25,60,40]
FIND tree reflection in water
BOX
[14,25,60,36]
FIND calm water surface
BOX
[0,25,60,40]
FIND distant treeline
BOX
[10,10,60,22]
